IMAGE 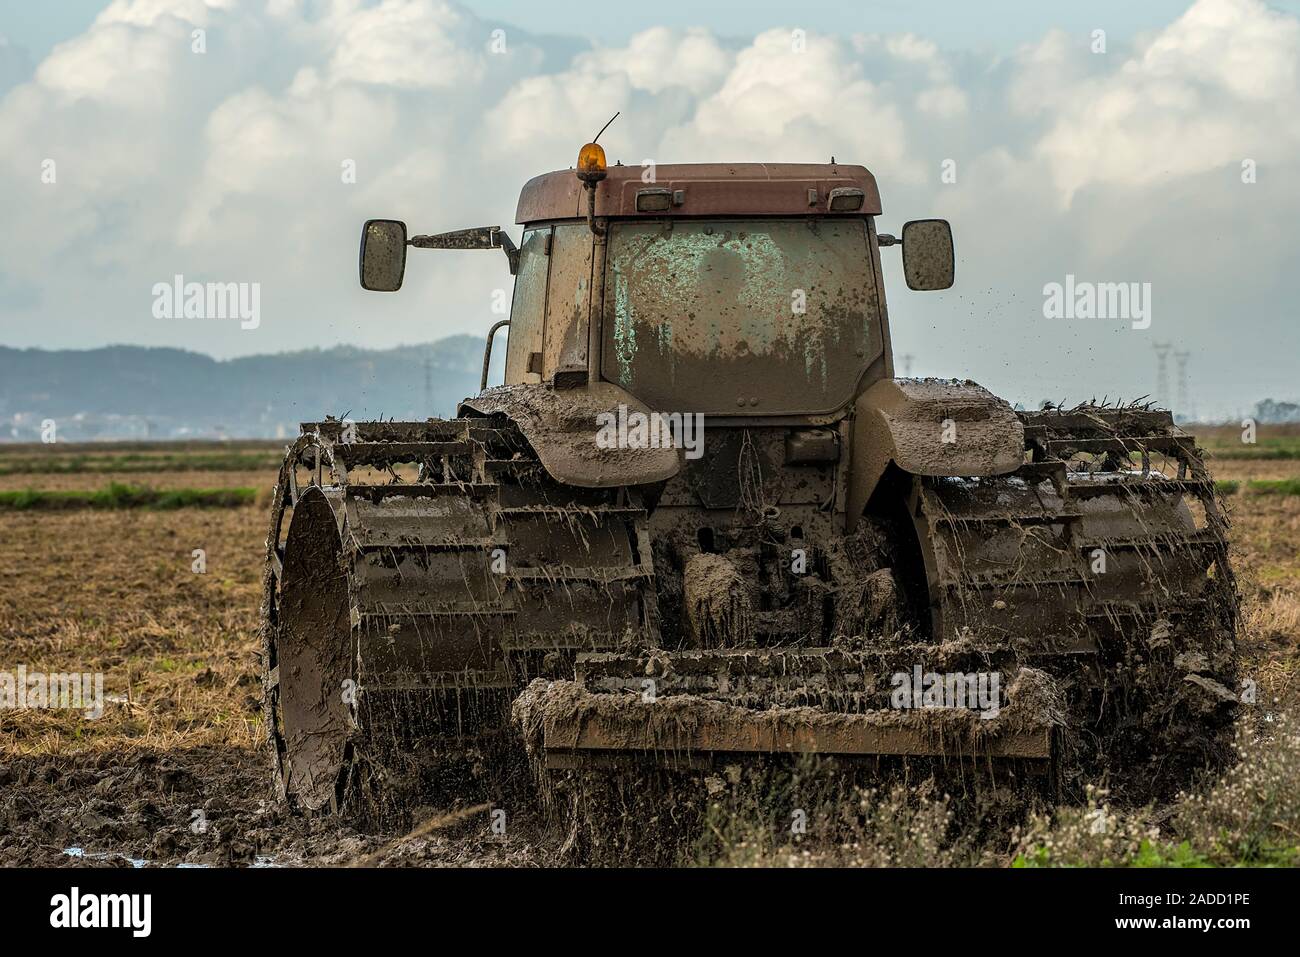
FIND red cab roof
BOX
[515,162,881,223]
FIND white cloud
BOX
[322,0,486,90]
[1027,0,1300,203]
[575,26,731,96]
[660,28,912,176]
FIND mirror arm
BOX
[408,234,451,248]
[878,233,900,247]
[407,227,519,275]
[481,319,511,392]
[494,230,520,275]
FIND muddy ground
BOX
[1,442,1297,867]
[0,747,549,868]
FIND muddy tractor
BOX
[262,142,1239,818]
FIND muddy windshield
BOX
[602,219,881,415]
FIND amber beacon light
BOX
[576,142,607,183]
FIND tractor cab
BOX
[359,144,954,420]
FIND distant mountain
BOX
[0,337,499,441]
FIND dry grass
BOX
[694,780,993,867]
[1219,472,1300,714]
[1012,716,1300,867]
[1210,459,1300,482]
[0,506,265,756]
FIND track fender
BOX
[460,382,681,488]
[847,378,1024,527]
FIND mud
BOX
[514,673,1060,758]
[510,677,1060,865]
[0,747,550,868]
[683,553,753,647]
[463,381,679,488]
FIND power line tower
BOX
[422,354,433,414]
[1174,350,1193,423]
[1152,342,1172,408]
[898,353,915,377]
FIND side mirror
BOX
[901,219,954,291]
[359,219,408,291]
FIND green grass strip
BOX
[1214,478,1300,497]
[0,452,280,475]
[1245,478,1300,496]
[0,482,257,510]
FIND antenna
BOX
[592,111,619,144]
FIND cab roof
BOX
[515,162,881,224]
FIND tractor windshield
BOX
[601,218,882,415]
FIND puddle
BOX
[64,846,279,868]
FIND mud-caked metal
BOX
[263,152,1237,816]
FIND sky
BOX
[1,0,1298,418]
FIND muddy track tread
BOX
[261,417,659,816]
[913,406,1238,791]
[919,446,1234,635]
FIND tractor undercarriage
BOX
[262,400,1238,821]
